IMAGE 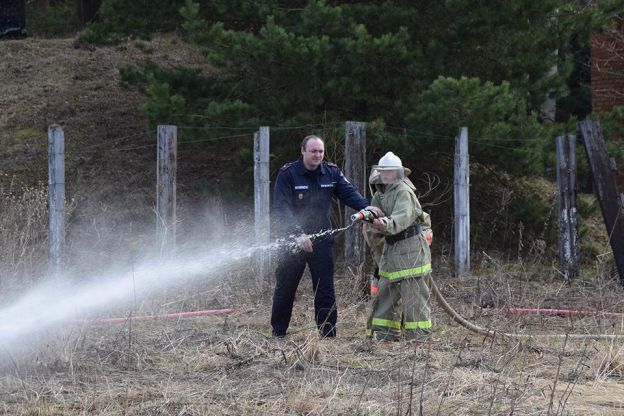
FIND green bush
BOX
[406,76,553,176]
[80,0,186,44]
[26,0,81,38]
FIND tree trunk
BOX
[35,0,50,9]
[76,0,102,24]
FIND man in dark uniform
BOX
[271,135,383,338]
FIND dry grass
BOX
[0,184,623,414]
[0,176,48,289]
[1,265,623,415]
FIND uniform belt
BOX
[385,224,422,245]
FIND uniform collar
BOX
[295,157,327,176]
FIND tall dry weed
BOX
[0,177,48,289]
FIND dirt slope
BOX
[1,35,206,174]
[0,35,209,254]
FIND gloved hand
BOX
[365,206,384,218]
[372,217,387,230]
[351,206,385,223]
[295,234,313,253]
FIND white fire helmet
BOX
[369,152,411,185]
[377,151,403,170]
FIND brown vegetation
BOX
[1,269,624,415]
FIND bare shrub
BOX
[593,343,624,381]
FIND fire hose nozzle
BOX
[351,209,377,223]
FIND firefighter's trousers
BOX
[368,273,432,341]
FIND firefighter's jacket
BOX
[364,179,431,281]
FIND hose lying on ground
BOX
[428,276,624,341]
[506,307,624,319]
[76,308,237,325]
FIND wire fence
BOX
[49,121,551,178]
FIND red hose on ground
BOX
[77,308,237,325]
[506,307,624,319]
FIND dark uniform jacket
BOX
[273,158,368,239]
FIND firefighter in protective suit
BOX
[363,152,433,342]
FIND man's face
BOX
[379,169,399,184]
[301,138,324,169]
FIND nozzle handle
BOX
[351,209,377,223]
[351,212,364,222]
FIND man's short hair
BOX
[301,135,323,150]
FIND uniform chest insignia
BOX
[298,193,304,200]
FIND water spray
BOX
[0,240,278,349]
[0,224,365,349]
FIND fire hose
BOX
[77,308,237,325]
[352,209,624,341]
[429,276,624,341]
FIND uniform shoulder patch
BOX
[325,162,338,168]
[280,162,294,171]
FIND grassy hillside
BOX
[0,35,227,264]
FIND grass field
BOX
[1,262,623,415]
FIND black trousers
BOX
[271,240,336,337]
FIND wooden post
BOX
[579,120,624,282]
[156,125,177,249]
[556,135,570,277]
[556,135,579,279]
[454,127,470,276]
[568,135,580,275]
[48,124,65,273]
[254,127,271,285]
[344,121,367,279]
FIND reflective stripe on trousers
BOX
[371,318,432,330]
[379,263,432,280]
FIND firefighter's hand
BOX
[296,234,313,253]
[372,218,386,230]
[365,206,384,218]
